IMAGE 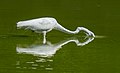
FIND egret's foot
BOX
[43,40,46,44]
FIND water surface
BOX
[0,0,120,73]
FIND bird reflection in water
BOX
[16,36,94,70]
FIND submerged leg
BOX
[78,27,95,37]
[43,31,47,44]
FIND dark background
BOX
[0,0,120,73]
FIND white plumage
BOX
[17,17,95,43]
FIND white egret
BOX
[17,17,95,44]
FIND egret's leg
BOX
[43,31,47,44]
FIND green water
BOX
[0,0,120,73]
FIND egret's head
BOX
[17,21,31,29]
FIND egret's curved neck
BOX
[55,24,79,34]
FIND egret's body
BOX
[17,17,57,33]
[17,17,95,43]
